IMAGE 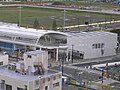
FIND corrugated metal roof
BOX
[67,31,116,37]
[0,25,68,40]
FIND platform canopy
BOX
[0,24,68,48]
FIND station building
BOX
[0,24,68,61]
[0,24,118,61]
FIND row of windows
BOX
[42,75,61,84]
[44,82,59,90]
[27,55,32,58]
[35,75,61,86]
[92,43,104,49]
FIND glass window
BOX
[0,62,3,66]
[48,78,50,82]
[43,78,45,83]
[53,82,59,88]
[45,86,48,90]
[53,76,56,80]
[98,43,101,48]
[27,55,32,58]
[101,43,104,48]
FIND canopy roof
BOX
[0,24,68,47]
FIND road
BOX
[50,53,120,89]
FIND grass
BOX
[0,6,120,29]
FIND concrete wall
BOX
[0,54,8,65]
[0,72,62,90]
[68,33,117,59]
[24,51,48,72]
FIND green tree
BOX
[52,19,57,31]
[33,18,39,29]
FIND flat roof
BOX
[25,50,47,55]
[67,31,117,37]
[0,24,68,39]
[0,66,60,82]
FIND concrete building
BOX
[0,53,8,66]
[0,50,62,90]
[0,23,118,61]
[68,31,117,59]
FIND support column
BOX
[25,45,26,52]
[56,48,59,61]
[66,48,69,61]
[40,47,41,50]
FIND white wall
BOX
[68,33,117,59]
[24,51,48,72]
[0,54,8,65]
[0,72,62,90]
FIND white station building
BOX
[0,24,68,61]
[0,23,118,60]
[68,31,118,59]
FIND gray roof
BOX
[67,31,117,37]
[25,50,47,55]
[0,66,60,82]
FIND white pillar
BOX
[56,48,58,61]
[40,47,41,50]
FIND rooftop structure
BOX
[0,50,62,90]
[0,53,8,66]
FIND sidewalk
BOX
[73,53,120,64]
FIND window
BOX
[53,76,56,80]
[92,43,105,49]
[17,87,25,90]
[53,82,59,88]
[6,84,12,90]
[59,75,61,78]
[0,80,5,89]
[27,55,32,58]
[101,43,104,48]
[35,80,39,86]
[0,62,3,66]
[98,43,101,48]
[48,78,50,82]
[43,78,45,83]
[45,86,48,90]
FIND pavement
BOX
[50,53,120,90]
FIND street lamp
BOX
[18,4,22,27]
[63,9,67,31]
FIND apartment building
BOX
[0,50,62,90]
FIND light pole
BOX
[18,3,22,27]
[63,9,67,31]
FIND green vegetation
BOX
[33,18,40,29]
[0,6,120,29]
[52,19,57,31]
[110,29,120,36]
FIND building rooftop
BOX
[0,24,67,40]
[0,65,60,82]
[0,23,68,47]
[67,31,117,37]
[25,50,47,55]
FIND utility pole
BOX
[18,2,22,27]
[63,9,67,31]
